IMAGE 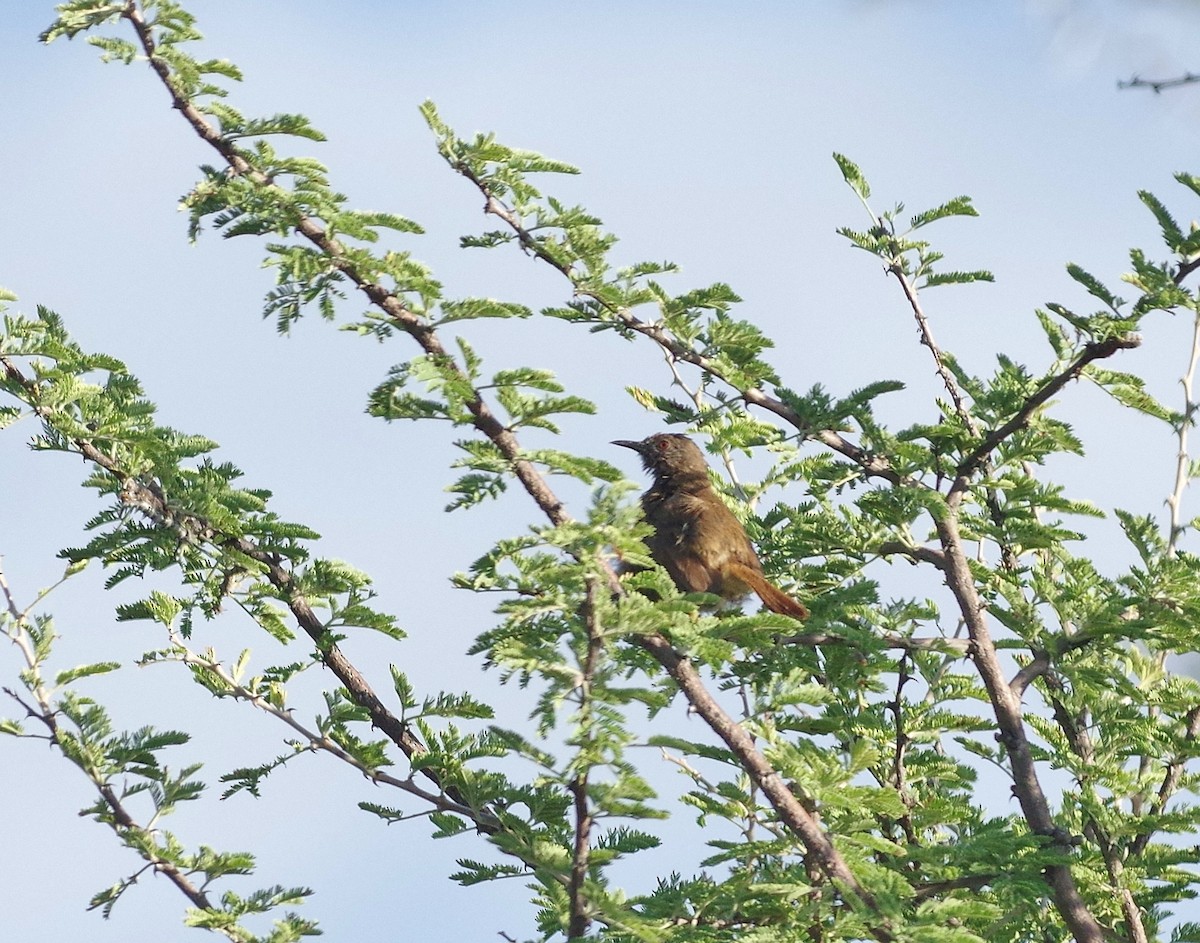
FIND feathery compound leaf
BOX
[1067,263,1125,311]
[1139,189,1185,251]
[54,662,122,686]
[435,298,532,324]
[833,152,871,200]
[1088,368,1176,421]
[40,2,127,43]
[921,269,994,288]
[909,195,979,230]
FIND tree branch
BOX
[776,630,970,656]
[1041,677,1148,943]
[458,168,906,488]
[1118,72,1200,94]
[0,566,222,924]
[932,513,1106,943]
[30,14,905,933]
[1164,310,1200,554]
[121,2,568,529]
[957,335,1140,478]
[635,633,894,942]
[877,540,948,570]
[888,263,978,435]
[1008,652,1050,699]
[568,577,603,939]
[1129,704,1200,857]
[888,652,918,845]
[1,352,505,833]
[162,635,488,822]
[567,775,593,939]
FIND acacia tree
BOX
[4,3,1200,941]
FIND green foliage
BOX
[11,5,1200,943]
[0,588,313,937]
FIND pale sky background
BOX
[4,2,1200,940]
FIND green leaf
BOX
[435,298,532,325]
[1088,367,1176,421]
[909,195,979,229]
[1066,263,1124,311]
[921,269,994,288]
[1139,189,1184,251]
[54,662,122,686]
[833,152,871,200]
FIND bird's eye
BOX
[656,439,669,451]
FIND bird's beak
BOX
[611,439,643,452]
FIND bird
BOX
[613,433,808,620]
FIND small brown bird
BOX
[614,433,808,620]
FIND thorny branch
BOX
[122,2,569,530]
[466,180,905,487]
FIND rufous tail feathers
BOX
[726,562,808,620]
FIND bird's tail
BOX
[726,562,809,620]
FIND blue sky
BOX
[4,2,1200,939]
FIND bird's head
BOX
[613,433,710,480]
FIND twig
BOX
[776,631,970,656]
[888,263,978,435]
[1118,72,1200,94]
[1166,309,1200,555]
[463,169,906,488]
[0,566,224,927]
[957,335,1140,477]
[881,265,1027,570]
[161,635,488,822]
[567,576,604,939]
